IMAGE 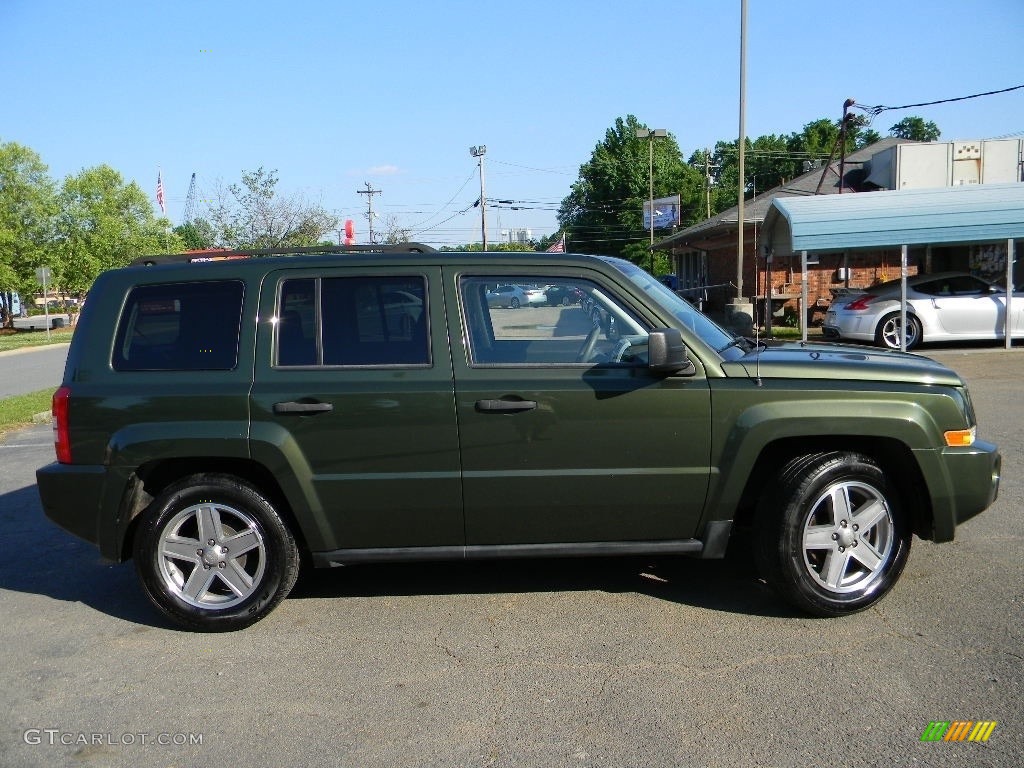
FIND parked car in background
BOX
[522,285,549,307]
[485,284,528,309]
[823,272,1024,350]
[544,284,582,306]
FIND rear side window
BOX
[113,281,245,371]
[276,276,429,367]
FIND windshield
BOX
[600,257,744,358]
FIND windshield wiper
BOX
[717,337,751,354]
[716,336,767,354]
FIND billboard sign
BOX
[642,195,681,230]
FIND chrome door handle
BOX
[475,399,537,413]
[273,401,334,414]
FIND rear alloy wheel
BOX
[755,452,911,616]
[510,297,520,309]
[133,474,298,631]
[876,312,922,350]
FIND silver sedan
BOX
[823,272,1024,350]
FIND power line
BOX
[854,83,1024,116]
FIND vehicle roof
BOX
[120,248,622,280]
[869,271,992,293]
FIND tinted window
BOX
[114,281,244,371]
[461,276,647,365]
[276,276,429,367]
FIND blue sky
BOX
[4,0,1022,247]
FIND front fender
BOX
[704,397,944,526]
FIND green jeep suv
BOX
[36,245,1001,631]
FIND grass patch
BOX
[759,326,824,339]
[0,326,75,353]
[0,388,55,437]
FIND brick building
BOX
[655,137,1023,326]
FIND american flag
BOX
[156,172,166,214]
[545,233,565,253]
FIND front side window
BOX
[460,276,648,366]
[114,281,244,371]
[276,275,429,367]
[599,256,738,355]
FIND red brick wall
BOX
[675,229,920,316]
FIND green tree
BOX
[0,141,57,325]
[174,217,217,250]
[558,115,702,266]
[55,165,177,295]
[701,134,797,216]
[380,214,412,245]
[207,167,337,249]
[855,127,883,149]
[889,116,941,142]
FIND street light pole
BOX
[470,145,487,249]
[736,0,747,300]
[635,127,667,273]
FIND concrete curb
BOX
[0,342,71,358]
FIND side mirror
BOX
[648,328,694,375]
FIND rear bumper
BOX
[36,462,106,548]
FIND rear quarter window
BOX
[113,281,245,371]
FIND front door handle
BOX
[475,399,537,413]
[273,401,334,414]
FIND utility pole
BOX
[838,97,856,194]
[357,182,381,244]
[470,145,487,249]
[701,148,719,219]
[636,128,667,273]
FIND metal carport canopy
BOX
[763,183,1024,256]
[762,183,1023,350]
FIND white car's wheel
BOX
[876,312,921,350]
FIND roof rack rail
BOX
[131,242,437,267]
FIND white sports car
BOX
[823,272,1024,350]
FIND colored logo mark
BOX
[920,721,997,742]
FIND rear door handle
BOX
[475,399,537,413]
[273,401,334,414]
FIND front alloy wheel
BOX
[800,480,895,594]
[756,452,911,616]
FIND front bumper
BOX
[919,440,1001,542]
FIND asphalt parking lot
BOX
[0,347,1021,767]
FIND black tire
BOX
[754,452,911,616]
[561,296,571,306]
[133,473,299,631]
[510,297,520,309]
[875,312,922,350]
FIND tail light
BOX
[844,295,876,311]
[53,386,72,464]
